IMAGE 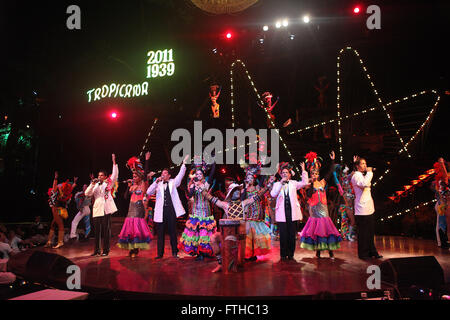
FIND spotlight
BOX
[290,34,295,40]
[212,48,217,54]
[275,21,281,28]
[282,19,289,27]
[353,6,361,14]
[303,15,310,23]
[226,32,233,39]
[26,125,30,128]
[259,38,264,44]
[111,112,118,119]
[263,25,269,31]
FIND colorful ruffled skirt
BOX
[178,215,217,256]
[300,216,342,251]
[245,220,272,258]
[117,217,152,250]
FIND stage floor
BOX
[37,219,450,298]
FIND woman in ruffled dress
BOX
[178,160,216,261]
[242,164,272,261]
[299,151,342,259]
[117,152,152,258]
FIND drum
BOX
[219,219,246,273]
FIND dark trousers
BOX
[355,214,379,258]
[93,214,111,254]
[278,205,296,258]
[156,205,178,256]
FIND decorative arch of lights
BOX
[230,47,441,221]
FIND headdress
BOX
[126,157,145,179]
[192,155,208,175]
[305,151,322,174]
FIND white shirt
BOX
[351,171,375,216]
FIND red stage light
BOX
[221,168,227,174]
[353,6,361,14]
[226,32,233,39]
[111,112,118,119]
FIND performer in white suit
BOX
[85,154,118,257]
[351,157,382,260]
[270,162,309,261]
[146,155,189,259]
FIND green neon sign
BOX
[86,81,149,103]
[147,49,175,79]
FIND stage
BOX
[25,218,449,299]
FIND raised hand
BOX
[330,151,335,160]
[145,152,151,161]
[112,153,116,164]
[54,171,58,179]
[183,154,190,165]
[353,155,358,163]
[300,162,305,172]
[73,177,79,183]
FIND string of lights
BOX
[380,199,437,222]
[139,118,158,158]
[230,59,300,175]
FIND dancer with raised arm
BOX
[179,159,216,261]
[117,152,152,258]
[46,172,78,249]
[85,154,119,257]
[146,155,189,259]
[242,163,272,261]
[299,151,342,259]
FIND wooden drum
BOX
[219,219,246,273]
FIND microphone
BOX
[121,180,133,184]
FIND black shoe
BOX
[280,256,288,262]
[359,256,371,260]
[155,255,163,260]
[328,251,335,259]
[287,256,295,261]
[101,251,109,257]
[91,251,101,257]
[172,253,179,259]
[372,254,383,259]
[316,251,321,258]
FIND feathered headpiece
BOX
[305,151,322,174]
[192,155,208,175]
[127,157,145,178]
[434,161,448,183]
[278,162,295,177]
[48,181,75,202]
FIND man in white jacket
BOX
[351,157,382,260]
[147,155,189,259]
[85,154,118,257]
[270,162,308,261]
